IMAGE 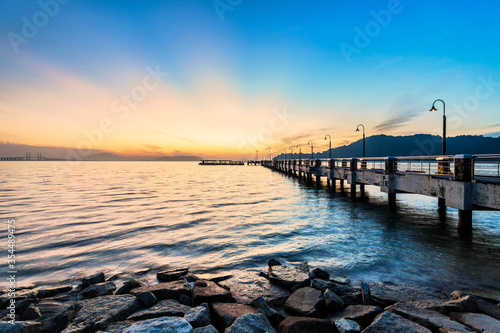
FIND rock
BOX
[335,318,361,333]
[324,288,344,312]
[267,266,309,291]
[311,279,357,296]
[115,280,146,295]
[369,282,448,305]
[477,299,500,321]
[185,305,210,328]
[136,291,157,307]
[193,325,219,333]
[328,305,383,328]
[157,268,189,282]
[127,299,192,321]
[79,281,116,299]
[278,316,336,333]
[179,294,192,306]
[362,311,431,332]
[37,300,75,333]
[62,294,139,333]
[185,273,200,283]
[21,305,41,320]
[0,321,42,333]
[225,313,275,333]
[388,302,471,332]
[285,287,325,318]
[218,270,290,306]
[131,280,191,300]
[431,296,478,314]
[211,302,260,331]
[82,272,105,288]
[451,289,500,304]
[36,285,73,298]
[450,312,500,332]
[193,280,233,305]
[311,268,330,280]
[122,316,193,333]
[251,296,286,326]
[331,277,351,285]
[268,259,282,267]
[15,299,33,316]
[360,282,373,305]
[195,273,233,283]
[342,293,363,306]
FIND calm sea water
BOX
[1,161,500,292]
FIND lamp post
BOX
[256,150,258,161]
[297,144,302,162]
[324,134,332,159]
[429,99,446,155]
[290,146,294,160]
[356,124,366,157]
[269,150,272,161]
[308,140,314,159]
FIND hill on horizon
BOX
[281,134,500,159]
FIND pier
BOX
[262,154,500,231]
[199,160,244,165]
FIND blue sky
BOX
[1,0,500,157]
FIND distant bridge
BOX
[262,154,500,231]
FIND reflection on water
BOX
[1,161,500,292]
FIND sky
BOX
[1,0,500,159]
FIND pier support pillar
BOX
[458,210,472,232]
[360,184,365,195]
[351,184,356,198]
[388,193,396,207]
[438,198,446,209]
[340,180,344,191]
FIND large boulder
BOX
[122,317,193,333]
[62,295,139,333]
[0,321,42,333]
[37,300,76,333]
[193,325,219,333]
[211,302,260,331]
[362,311,431,332]
[79,281,116,299]
[327,305,382,328]
[115,280,146,295]
[36,285,73,299]
[278,316,336,333]
[185,305,211,328]
[218,270,290,306]
[267,266,309,291]
[127,299,192,320]
[224,313,275,333]
[324,288,344,313]
[369,282,448,305]
[131,280,191,300]
[82,273,105,288]
[450,312,500,332]
[388,302,471,332]
[193,280,233,305]
[311,279,357,296]
[334,318,361,333]
[452,289,500,304]
[285,287,326,318]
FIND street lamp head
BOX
[308,140,313,145]
[356,128,360,132]
[429,105,438,112]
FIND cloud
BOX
[374,94,422,132]
[141,128,196,144]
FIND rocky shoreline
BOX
[1,260,500,333]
